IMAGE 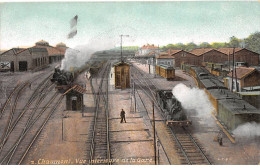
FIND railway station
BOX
[0,2,259,165]
[0,48,259,165]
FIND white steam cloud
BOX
[172,83,214,125]
[233,122,260,138]
[61,38,116,71]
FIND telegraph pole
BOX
[120,35,129,62]
[153,101,156,165]
[231,48,235,92]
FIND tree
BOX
[174,43,185,50]
[244,32,260,54]
[165,44,176,49]
[210,42,228,48]
[199,42,211,48]
[228,36,241,48]
[185,42,197,51]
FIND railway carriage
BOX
[155,64,175,80]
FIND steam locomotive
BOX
[51,64,89,90]
[156,90,192,126]
[51,68,74,86]
[51,60,104,90]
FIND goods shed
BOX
[217,99,260,131]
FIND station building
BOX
[156,52,174,66]
[0,47,48,71]
[34,40,66,64]
[0,40,67,72]
[135,44,159,56]
[166,48,259,68]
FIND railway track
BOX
[169,126,211,165]
[131,64,211,165]
[0,71,50,120]
[0,72,63,165]
[0,74,53,150]
[87,62,111,165]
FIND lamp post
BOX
[120,35,129,62]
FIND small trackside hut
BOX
[63,84,86,111]
[113,61,131,89]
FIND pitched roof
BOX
[16,47,48,55]
[33,45,63,56]
[227,67,256,79]
[16,48,30,54]
[141,44,159,49]
[216,48,243,55]
[147,51,157,56]
[113,61,132,67]
[0,48,26,55]
[63,84,86,95]
[168,49,182,55]
[189,48,213,56]
[156,52,174,59]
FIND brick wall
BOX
[202,50,227,64]
[234,49,259,66]
[242,71,260,88]
[174,51,201,67]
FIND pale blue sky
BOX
[0,1,260,49]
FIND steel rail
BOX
[133,76,191,164]
[0,91,59,164]
[131,74,166,120]
[17,94,64,165]
[0,74,53,151]
[131,65,211,165]
[89,63,110,164]
[89,64,106,161]
[135,89,171,165]
[182,127,211,165]
[0,84,21,119]
[131,67,165,114]
[0,71,47,120]
[0,82,29,151]
[103,63,111,165]
[169,127,191,164]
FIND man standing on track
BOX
[120,109,126,123]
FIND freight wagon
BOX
[182,63,260,131]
